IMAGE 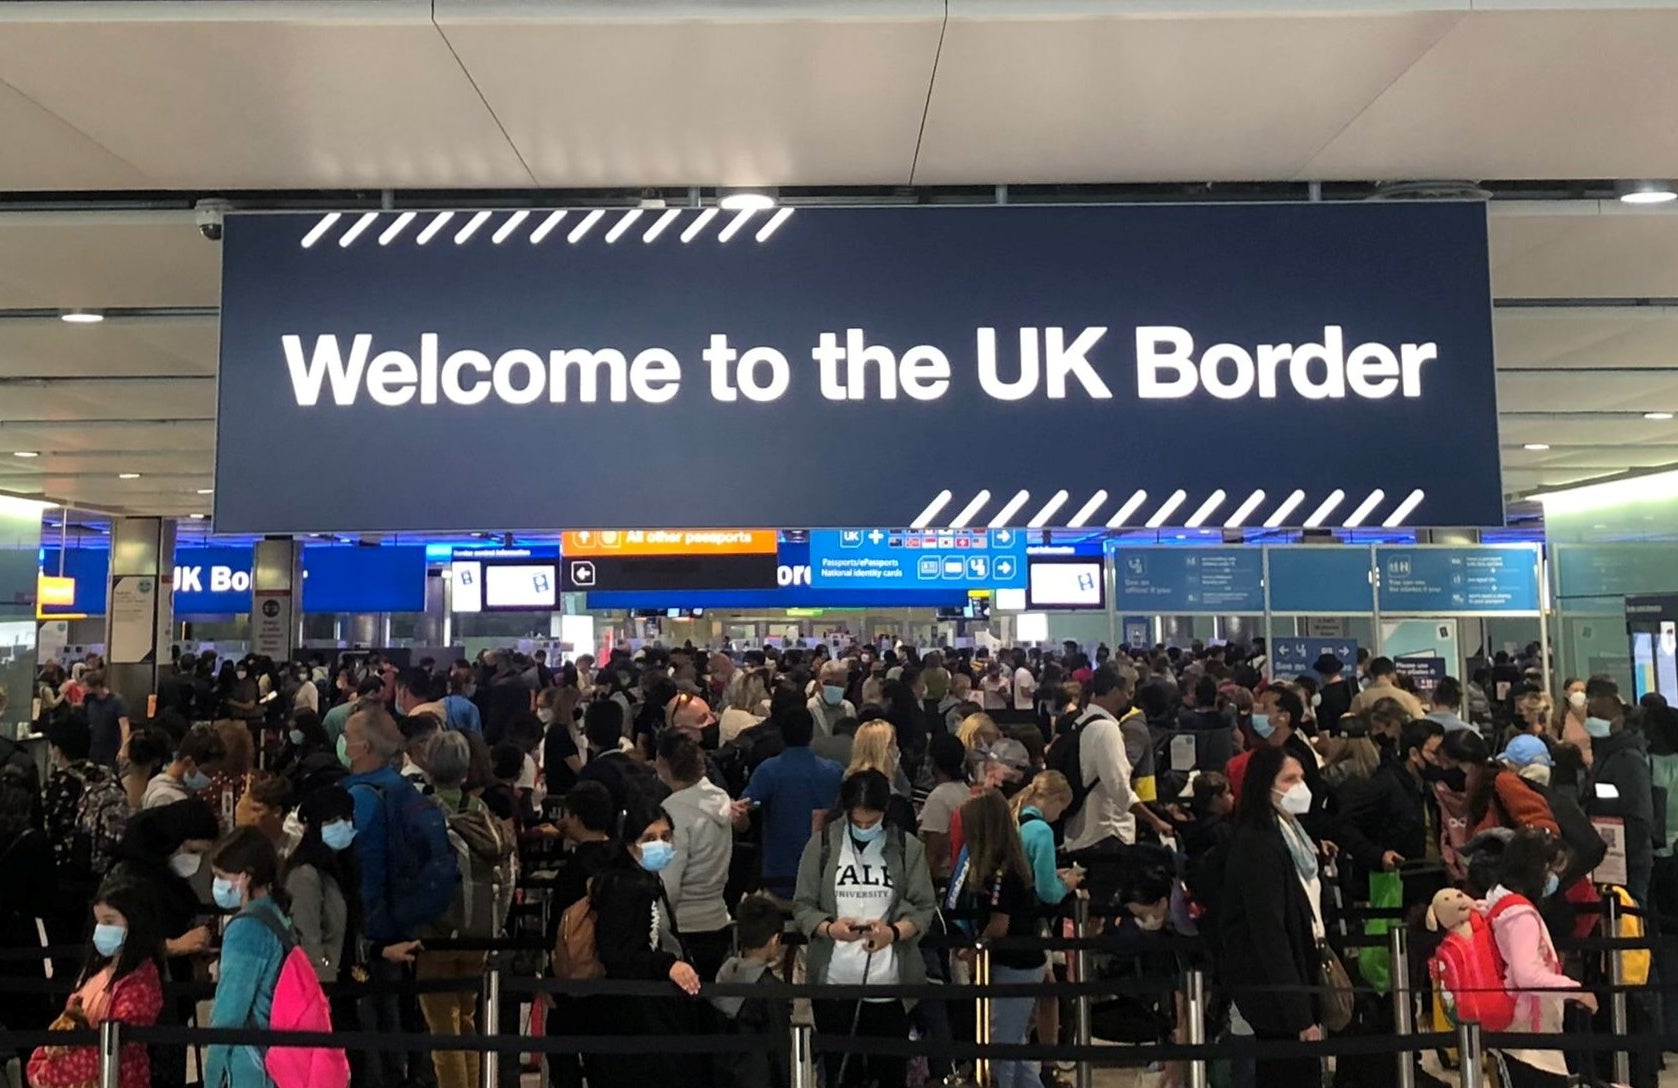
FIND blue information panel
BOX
[1266,547,1374,614]
[1376,546,1541,613]
[809,528,1028,592]
[1114,548,1264,612]
[1271,637,1361,678]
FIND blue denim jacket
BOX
[206,896,289,1088]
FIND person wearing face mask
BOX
[106,800,219,1088]
[27,880,165,1088]
[1220,745,1327,1084]
[1581,683,1656,908]
[282,787,356,985]
[1483,830,1596,1087]
[1226,686,1324,814]
[1435,728,1559,884]
[589,802,705,1088]
[808,661,857,738]
[795,770,936,1088]
[221,660,263,741]
[204,828,294,1088]
[654,731,735,983]
[141,724,227,809]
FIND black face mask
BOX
[1421,764,1468,792]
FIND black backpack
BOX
[1044,708,1104,823]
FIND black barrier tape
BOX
[127,1026,766,1055]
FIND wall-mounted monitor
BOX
[1027,558,1105,610]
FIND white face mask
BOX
[1134,910,1167,932]
[170,851,202,878]
[1568,690,1588,710]
[1275,781,1313,816]
[537,708,555,725]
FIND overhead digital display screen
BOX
[1027,559,1106,610]
[215,203,1501,533]
[483,563,558,609]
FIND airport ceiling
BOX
[2,0,1678,523]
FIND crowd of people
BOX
[0,636,1671,1088]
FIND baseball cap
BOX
[1499,734,1553,769]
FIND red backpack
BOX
[1429,901,1523,1031]
[244,910,350,1088]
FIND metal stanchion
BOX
[481,967,502,1088]
[1390,926,1415,1088]
[1607,894,1630,1086]
[98,1019,120,1088]
[975,943,993,1088]
[791,1023,816,1088]
[1072,898,1093,1088]
[1456,1021,1484,1088]
[1183,968,1207,1088]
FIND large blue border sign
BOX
[1114,548,1264,612]
[215,203,1500,533]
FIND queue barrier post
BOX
[790,1023,816,1088]
[481,967,502,1088]
[98,1018,120,1088]
[1183,967,1207,1088]
[1072,898,1092,1088]
[1389,925,1415,1088]
[1606,893,1630,1086]
[974,943,992,1088]
[1456,1021,1485,1088]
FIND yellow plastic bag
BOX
[1606,885,1650,986]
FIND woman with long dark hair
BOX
[958,789,1043,1088]
[1443,729,1560,840]
[27,880,165,1088]
[1219,744,1324,1084]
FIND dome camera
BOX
[195,198,231,242]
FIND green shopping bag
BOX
[1356,870,1403,995]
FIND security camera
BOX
[195,199,231,242]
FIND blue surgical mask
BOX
[850,821,885,843]
[288,729,305,747]
[182,769,212,791]
[212,877,244,911]
[1543,872,1560,898]
[1584,716,1613,739]
[321,820,357,851]
[822,685,846,707]
[1250,713,1275,739]
[92,923,126,958]
[637,840,675,873]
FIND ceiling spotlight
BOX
[1523,443,1551,451]
[196,487,214,495]
[718,191,775,212]
[1618,180,1678,205]
[117,472,141,480]
[12,450,38,458]
[1645,411,1674,420]
[60,310,104,324]
[189,513,206,520]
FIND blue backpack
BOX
[371,780,459,934]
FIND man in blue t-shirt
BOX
[735,708,843,900]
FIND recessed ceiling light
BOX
[1618,180,1678,205]
[189,513,206,520]
[196,487,214,495]
[718,191,775,212]
[60,310,104,324]
[1523,443,1551,451]
[1645,411,1674,420]
[12,450,38,458]
[117,472,141,479]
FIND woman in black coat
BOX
[1218,744,1325,1084]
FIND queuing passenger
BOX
[1442,728,1560,841]
[710,895,790,1088]
[590,801,704,1088]
[1582,682,1655,907]
[283,786,356,985]
[0,769,52,1074]
[1312,655,1355,734]
[27,879,165,1088]
[1228,687,1323,820]
[957,790,1045,1088]
[1350,657,1428,721]
[1011,649,1037,711]
[941,673,975,732]
[1220,745,1325,1085]
[1557,678,1593,765]
[280,710,346,799]
[1485,830,1596,1087]
[655,730,735,981]
[444,669,484,734]
[42,713,124,900]
[1061,669,1138,850]
[235,774,294,852]
[416,732,487,1088]
[918,733,972,880]
[1426,677,1476,734]
[794,770,936,1088]
[141,724,226,809]
[324,676,383,747]
[847,720,917,833]
[810,661,856,738]
[980,661,1011,710]
[736,707,843,902]
[81,670,131,769]
[722,669,771,742]
[204,828,292,1088]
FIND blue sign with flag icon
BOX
[809,527,1028,591]
[1113,547,1264,612]
[1270,637,1361,679]
[1376,546,1541,613]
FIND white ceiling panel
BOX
[915,9,1463,184]
[0,213,220,309]
[1306,10,1678,180]
[1497,371,1678,413]
[1496,416,1678,448]
[0,80,153,190]
[0,2,530,190]
[1494,309,1678,369]
[0,317,218,378]
[1491,205,1678,299]
[434,3,942,187]
[0,379,215,422]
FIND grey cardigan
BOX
[284,862,348,983]
[793,820,937,1006]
